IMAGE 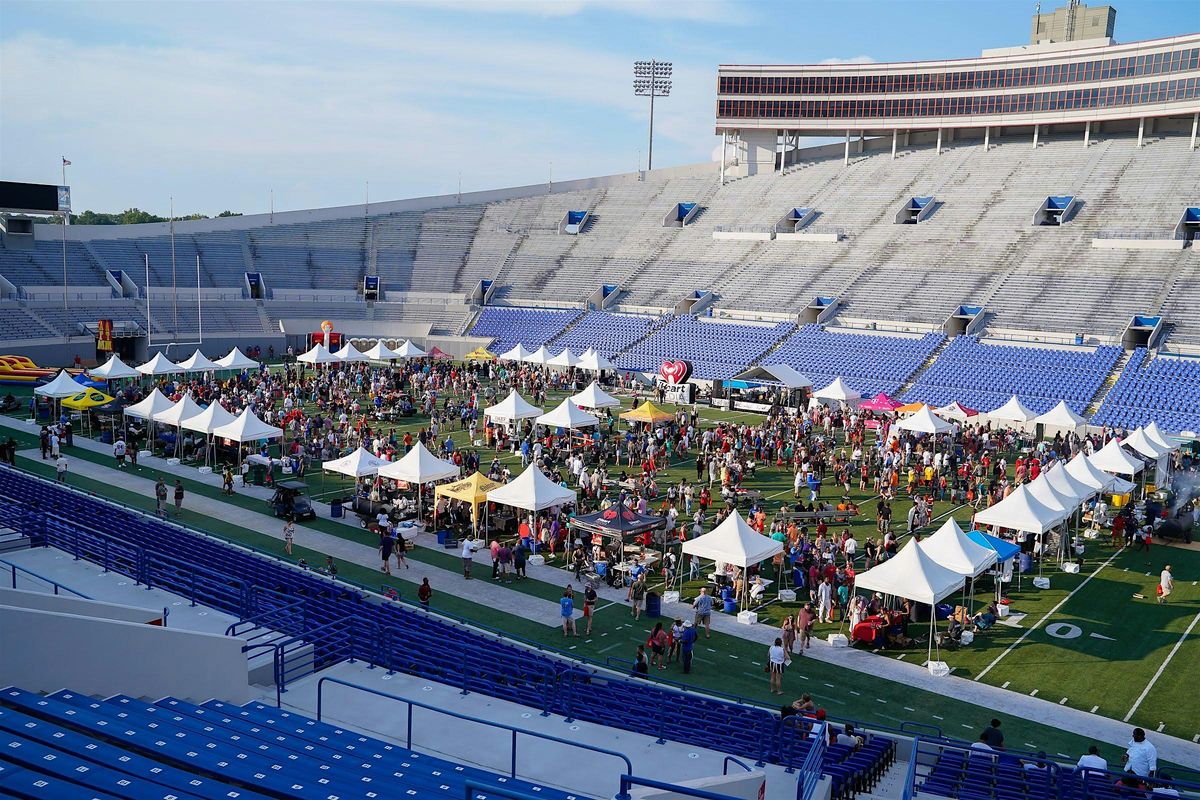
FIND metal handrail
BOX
[900,735,921,800]
[722,756,752,775]
[317,676,635,800]
[463,781,543,800]
[0,556,91,598]
[240,642,282,708]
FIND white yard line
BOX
[974,546,1125,682]
[1123,607,1200,723]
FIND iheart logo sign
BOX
[658,359,693,385]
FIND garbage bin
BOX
[249,463,266,486]
[331,499,343,519]
[722,598,738,614]
[645,591,661,618]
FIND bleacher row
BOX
[0,688,578,800]
[1092,348,1200,433]
[0,467,895,798]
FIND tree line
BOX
[36,208,242,225]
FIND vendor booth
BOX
[619,401,674,426]
[377,442,460,526]
[434,472,502,535]
[812,377,861,409]
[716,363,812,414]
[681,510,783,617]
[571,504,666,585]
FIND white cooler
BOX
[778,589,797,603]
[527,555,546,567]
[662,590,680,605]
[198,466,213,475]
[737,610,758,625]
[1033,576,1051,589]
[827,633,849,647]
[927,661,951,677]
[1060,561,1080,574]
[997,604,1010,618]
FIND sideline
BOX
[1123,607,1200,722]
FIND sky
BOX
[1,0,1193,216]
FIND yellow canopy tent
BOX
[61,389,115,410]
[434,471,502,530]
[464,347,497,362]
[619,400,674,425]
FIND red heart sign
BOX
[659,359,693,385]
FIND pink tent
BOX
[859,393,902,413]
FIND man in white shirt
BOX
[460,534,479,579]
[1123,727,1157,778]
[1076,745,1107,775]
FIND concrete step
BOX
[0,528,32,554]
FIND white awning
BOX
[362,341,403,361]
[1143,422,1176,453]
[177,350,221,373]
[153,394,204,427]
[395,340,427,358]
[548,348,581,368]
[122,388,174,420]
[813,377,861,403]
[297,344,340,364]
[214,347,260,370]
[34,370,86,398]
[212,408,283,442]
[524,346,553,365]
[1042,462,1095,505]
[988,395,1037,424]
[484,389,543,422]
[1025,475,1078,521]
[180,400,237,434]
[571,381,621,410]
[681,510,784,568]
[973,483,1065,533]
[854,539,966,605]
[1089,438,1143,476]
[578,349,616,372]
[334,343,371,363]
[918,518,998,578]
[897,406,953,434]
[732,363,813,389]
[377,441,460,484]
[500,343,531,362]
[1066,452,1134,494]
[487,464,576,512]
[536,399,600,430]
[136,352,182,376]
[1123,427,1172,460]
[1034,400,1087,435]
[323,447,390,478]
[89,355,140,380]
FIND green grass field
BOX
[8,371,1200,759]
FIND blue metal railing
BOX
[317,677,634,800]
[619,775,746,800]
[722,756,752,775]
[796,719,827,800]
[0,556,91,598]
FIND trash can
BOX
[249,463,266,486]
[722,598,738,614]
[331,499,343,519]
[645,591,661,618]
[1019,552,1033,573]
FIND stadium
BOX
[0,2,1198,799]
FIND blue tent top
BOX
[967,530,1021,562]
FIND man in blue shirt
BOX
[679,620,698,674]
[560,591,577,637]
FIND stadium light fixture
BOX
[633,60,672,172]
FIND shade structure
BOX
[934,401,978,422]
[1025,475,1078,521]
[619,401,674,425]
[1122,427,1172,460]
[177,350,221,373]
[212,408,283,443]
[362,340,404,361]
[897,406,953,434]
[813,377,861,404]
[487,464,576,512]
[973,483,1064,533]
[1143,422,1176,453]
[137,353,182,376]
[681,510,783,569]
[428,346,452,360]
[435,472,502,528]
[89,355,140,380]
[499,343,531,362]
[578,349,615,372]
[572,505,665,537]
[859,393,901,413]
[1066,452,1133,494]
[895,401,927,414]
[966,530,1022,563]
[1089,438,1143,476]
[536,399,600,430]
[322,446,389,478]
[732,363,813,389]
[484,389,542,424]
[1034,400,1088,437]
[1042,462,1095,505]
[547,348,581,368]
[180,400,237,434]
[215,347,260,370]
[918,518,998,578]
[378,441,460,484]
[853,539,965,605]
[464,347,497,362]
[524,346,553,365]
[35,370,86,399]
[60,389,115,410]
[395,340,427,358]
[297,344,340,365]
[333,343,370,363]
[988,395,1037,427]
[153,394,204,427]
[122,388,174,421]
[571,381,621,410]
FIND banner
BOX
[96,319,113,352]
[658,359,693,385]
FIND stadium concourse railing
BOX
[0,465,835,798]
[0,555,91,598]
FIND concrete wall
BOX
[0,587,162,624]
[0,604,253,703]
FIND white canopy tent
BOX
[34,370,86,399]
[524,346,553,366]
[153,394,203,427]
[853,539,966,665]
[500,343,532,362]
[681,510,784,611]
[547,348,581,368]
[180,400,237,435]
[177,350,221,373]
[395,340,427,358]
[988,395,1038,432]
[896,406,954,435]
[484,389,543,427]
[1034,400,1088,438]
[578,349,615,372]
[297,344,340,365]
[570,381,621,410]
[377,441,461,525]
[918,518,998,578]
[1042,462,1095,506]
[322,446,389,478]
[487,464,576,512]
[1066,452,1134,495]
[973,483,1066,533]
[362,341,403,362]
[933,402,978,423]
[812,377,861,406]
[1123,427,1173,485]
[1026,475,1078,523]
[334,343,371,363]
[213,408,283,443]
[137,353,182,376]
[1143,422,1176,453]
[89,356,140,381]
[536,399,600,431]
[214,347,260,370]
[1089,438,1143,476]
[122,388,174,421]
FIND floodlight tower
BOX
[633,60,672,172]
